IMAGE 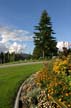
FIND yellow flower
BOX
[58,98,61,102]
[65,93,69,96]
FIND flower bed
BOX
[19,55,71,108]
[19,72,61,108]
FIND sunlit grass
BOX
[0,63,42,108]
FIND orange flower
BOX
[65,93,69,96]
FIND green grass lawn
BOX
[0,63,42,108]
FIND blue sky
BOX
[0,0,71,54]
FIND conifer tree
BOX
[33,10,57,59]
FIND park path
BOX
[0,61,43,68]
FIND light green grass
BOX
[0,63,42,108]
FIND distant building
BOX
[57,41,71,51]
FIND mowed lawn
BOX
[0,63,42,108]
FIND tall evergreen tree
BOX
[0,52,4,64]
[33,10,57,59]
[5,52,10,63]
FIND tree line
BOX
[0,52,31,64]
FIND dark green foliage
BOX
[33,10,57,59]
[0,52,5,63]
[5,52,10,63]
[33,47,42,59]
[0,52,32,64]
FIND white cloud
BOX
[0,26,33,53]
[57,41,69,51]
[0,26,33,43]
[9,42,26,53]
